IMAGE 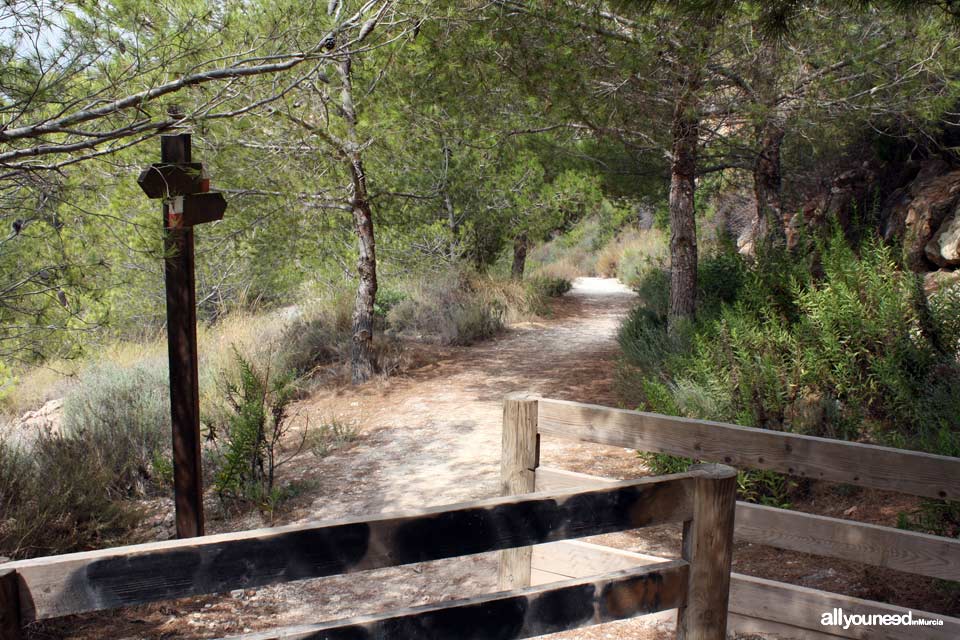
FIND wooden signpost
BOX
[138,131,226,538]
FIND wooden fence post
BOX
[498,392,539,590]
[0,569,22,640]
[678,463,737,640]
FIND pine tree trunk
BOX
[337,56,378,384]
[668,99,699,330]
[349,159,377,384]
[444,191,458,260]
[511,232,528,280]
[753,121,786,250]
[751,40,787,251]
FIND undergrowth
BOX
[619,230,960,519]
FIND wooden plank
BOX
[223,561,689,640]
[2,474,694,622]
[530,568,569,585]
[0,570,21,640]
[532,540,666,579]
[728,613,845,639]
[539,468,960,582]
[536,538,960,639]
[538,398,960,500]
[499,393,539,590]
[729,573,960,640]
[535,467,617,492]
[678,464,737,640]
[735,502,960,582]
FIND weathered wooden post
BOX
[138,122,227,539]
[497,392,539,590]
[0,568,21,640]
[678,463,738,640]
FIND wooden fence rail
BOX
[0,462,737,640]
[227,562,690,640]
[503,394,960,639]
[537,397,960,500]
[536,467,960,582]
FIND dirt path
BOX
[290,276,643,520]
[55,278,681,640]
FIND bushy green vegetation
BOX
[386,270,570,345]
[207,349,302,513]
[527,213,666,283]
[0,263,572,557]
[61,362,172,497]
[0,362,174,558]
[307,417,360,459]
[620,231,960,510]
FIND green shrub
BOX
[387,273,505,345]
[528,275,572,298]
[638,450,794,508]
[696,246,747,318]
[307,417,359,458]
[638,451,693,475]
[61,361,171,497]
[619,230,960,530]
[621,231,960,440]
[0,434,140,559]
[630,266,669,317]
[208,348,301,510]
[737,469,795,509]
[375,288,406,318]
[278,315,347,376]
[0,361,171,558]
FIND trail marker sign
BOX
[138,131,227,539]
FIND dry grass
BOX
[596,228,668,282]
[530,261,581,284]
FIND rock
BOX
[923,269,960,294]
[883,157,950,242]
[890,166,960,270]
[715,188,757,255]
[926,204,960,266]
[790,162,879,251]
[7,398,64,448]
[17,397,63,432]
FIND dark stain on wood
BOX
[30,477,691,621]
[81,523,371,607]
[236,563,689,640]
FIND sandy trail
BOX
[58,277,680,640]
[293,276,643,519]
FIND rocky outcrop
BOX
[883,159,960,270]
[925,205,960,267]
[715,188,757,254]
[787,162,882,251]
[924,268,960,294]
[5,397,63,448]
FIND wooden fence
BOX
[0,463,737,640]
[499,393,960,639]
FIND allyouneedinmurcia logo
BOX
[821,608,945,630]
